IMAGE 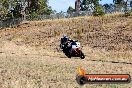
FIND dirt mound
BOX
[2,16,132,52]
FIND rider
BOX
[60,35,77,53]
[60,35,69,49]
[68,39,77,54]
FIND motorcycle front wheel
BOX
[80,51,85,59]
[64,50,71,58]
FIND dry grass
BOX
[0,14,132,88]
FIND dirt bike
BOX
[60,41,85,59]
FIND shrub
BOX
[29,12,38,20]
[93,5,105,16]
[124,11,132,17]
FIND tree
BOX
[2,0,9,9]
[80,0,104,16]
[0,0,9,14]
[10,3,23,18]
[28,0,39,13]
[67,6,75,14]
[80,0,94,11]
[113,0,123,4]
[38,0,53,15]
[93,4,105,16]
[27,0,53,15]
[0,0,10,20]
[103,3,115,13]
[113,0,126,12]
[93,1,105,16]
[0,0,53,20]
[103,4,110,12]
[130,1,132,11]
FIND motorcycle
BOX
[60,40,85,59]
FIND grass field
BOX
[0,14,132,88]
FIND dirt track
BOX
[0,15,132,88]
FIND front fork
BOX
[74,48,81,55]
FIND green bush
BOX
[29,12,38,20]
[93,5,105,16]
[124,11,132,17]
[125,12,130,16]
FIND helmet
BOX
[63,35,68,42]
[63,34,68,38]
